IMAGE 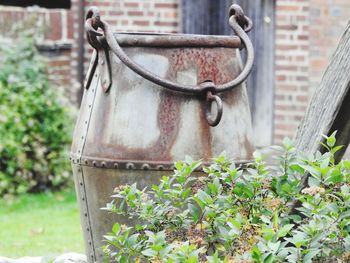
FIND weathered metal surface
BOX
[72,4,255,262]
[71,46,254,164]
[85,5,254,126]
[109,33,242,48]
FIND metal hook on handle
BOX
[205,91,223,127]
[85,7,104,50]
[229,4,253,33]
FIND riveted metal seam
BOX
[70,155,253,171]
[76,71,99,262]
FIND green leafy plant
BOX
[103,133,350,263]
[0,29,73,196]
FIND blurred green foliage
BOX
[0,33,73,196]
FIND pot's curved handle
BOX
[85,4,254,96]
[85,5,254,126]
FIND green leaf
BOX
[267,241,281,253]
[331,145,343,154]
[277,224,294,238]
[196,189,212,204]
[299,164,321,180]
[341,184,349,196]
[142,248,157,257]
[112,223,120,234]
[282,137,294,150]
[252,246,263,262]
[308,176,320,187]
[340,210,350,220]
[343,160,350,169]
[303,249,320,263]
[263,253,274,263]
[189,203,201,222]
[326,131,337,147]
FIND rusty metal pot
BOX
[71,4,254,262]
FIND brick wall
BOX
[85,0,179,32]
[309,0,350,92]
[274,0,349,155]
[0,4,79,103]
[81,0,179,73]
[274,0,310,143]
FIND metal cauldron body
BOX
[71,6,254,262]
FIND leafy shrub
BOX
[103,133,350,262]
[0,34,73,196]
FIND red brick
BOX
[276,85,298,92]
[298,35,308,40]
[134,20,150,26]
[277,25,298,31]
[128,11,144,16]
[124,2,139,8]
[278,5,300,12]
[67,12,74,39]
[155,3,178,9]
[109,11,123,16]
[49,12,62,41]
[276,65,298,71]
[276,75,286,81]
[276,45,299,50]
[296,76,308,81]
[296,95,309,102]
[154,21,178,27]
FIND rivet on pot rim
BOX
[142,163,150,170]
[126,163,135,170]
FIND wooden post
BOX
[294,21,350,186]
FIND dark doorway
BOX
[182,0,275,146]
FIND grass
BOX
[0,188,84,258]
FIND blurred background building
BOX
[0,0,349,148]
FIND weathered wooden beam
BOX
[294,21,350,189]
[289,22,350,215]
